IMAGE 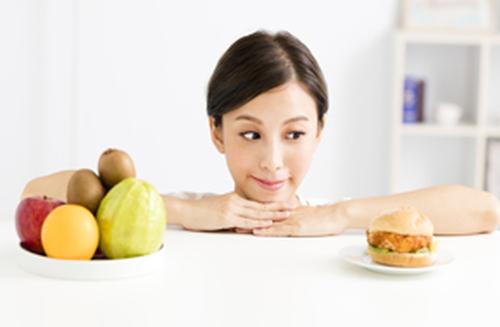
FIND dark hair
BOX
[207,30,328,128]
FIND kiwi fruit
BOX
[98,148,136,189]
[66,169,106,214]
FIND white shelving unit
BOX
[391,30,500,193]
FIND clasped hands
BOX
[181,192,348,237]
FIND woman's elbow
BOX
[442,185,499,233]
[481,192,499,233]
[20,170,74,202]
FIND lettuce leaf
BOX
[368,244,435,254]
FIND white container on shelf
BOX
[436,102,463,125]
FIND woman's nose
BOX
[259,141,284,172]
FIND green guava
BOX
[97,178,166,259]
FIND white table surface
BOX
[1,220,499,327]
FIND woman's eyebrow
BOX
[235,115,262,124]
[234,115,309,125]
[283,116,309,125]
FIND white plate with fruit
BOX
[15,149,168,281]
[16,243,166,281]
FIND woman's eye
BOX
[286,131,306,140]
[240,131,260,140]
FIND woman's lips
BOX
[251,176,287,191]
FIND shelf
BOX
[401,125,500,138]
[485,128,500,138]
[398,30,498,45]
[392,29,500,193]
[399,123,478,137]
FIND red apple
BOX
[15,196,65,254]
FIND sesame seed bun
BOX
[368,206,433,237]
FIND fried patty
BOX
[366,231,432,253]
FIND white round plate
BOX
[16,244,166,281]
[338,245,454,275]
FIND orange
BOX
[41,204,99,260]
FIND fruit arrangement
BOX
[15,149,167,261]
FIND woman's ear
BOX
[209,117,225,154]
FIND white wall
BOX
[0,0,43,220]
[1,0,398,220]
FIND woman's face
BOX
[210,81,324,206]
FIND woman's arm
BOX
[21,170,75,201]
[340,184,499,235]
[19,171,293,231]
[24,173,496,236]
[254,184,499,237]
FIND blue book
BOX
[403,77,425,123]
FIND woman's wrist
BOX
[332,200,367,229]
[162,195,189,227]
[330,199,353,231]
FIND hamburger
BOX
[366,206,435,268]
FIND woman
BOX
[22,31,499,236]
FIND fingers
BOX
[234,228,252,234]
[237,206,290,221]
[237,197,296,211]
[235,196,294,222]
[232,218,273,230]
[252,222,296,237]
[224,193,297,230]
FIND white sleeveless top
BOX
[166,191,350,206]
